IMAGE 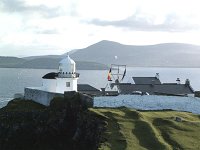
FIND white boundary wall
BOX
[24,88,63,106]
[94,95,200,114]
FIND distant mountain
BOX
[23,49,78,60]
[0,57,25,68]
[15,58,60,69]
[0,57,109,70]
[17,58,108,70]
[22,55,63,60]
[1,40,200,68]
[70,40,200,67]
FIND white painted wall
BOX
[94,95,200,114]
[56,78,78,93]
[42,79,57,92]
[188,94,195,97]
[24,88,63,106]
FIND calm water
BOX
[1,67,200,104]
[0,68,108,99]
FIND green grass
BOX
[90,107,200,150]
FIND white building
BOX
[42,54,79,93]
[24,55,80,105]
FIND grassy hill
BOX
[91,107,200,150]
[1,97,200,149]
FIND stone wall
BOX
[94,95,200,114]
[24,88,63,106]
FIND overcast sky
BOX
[1,0,200,57]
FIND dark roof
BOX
[77,84,100,92]
[42,72,58,79]
[110,83,131,88]
[118,84,194,95]
[132,77,161,85]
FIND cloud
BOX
[0,0,62,18]
[35,29,58,34]
[86,13,200,32]
[0,42,62,57]
[1,0,200,57]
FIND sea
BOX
[1,67,200,108]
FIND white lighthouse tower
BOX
[25,54,80,105]
[56,54,79,93]
[41,54,79,93]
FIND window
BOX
[66,82,70,87]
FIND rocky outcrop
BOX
[0,92,105,150]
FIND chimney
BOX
[155,73,159,79]
[176,78,181,84]
[185,79,190,86]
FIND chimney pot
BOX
[176,78,181,84]
[155,73,159,79]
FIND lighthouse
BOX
[56,54,79,93]
[41,54,79,93]
[24,54,100,106]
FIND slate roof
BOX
[42,72,58,79]
[132,77,161,85]
[118,83,194,95]
[110,83,131,89]
[77,84,100,92]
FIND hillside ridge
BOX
[1,40,200,68]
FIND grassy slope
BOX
[90,108,200,150]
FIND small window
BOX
[66,82,70,87]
